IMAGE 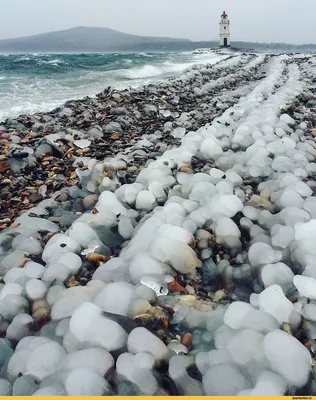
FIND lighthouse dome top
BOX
[221,11,228,18]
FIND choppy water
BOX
[0,51,224,122]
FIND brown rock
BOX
[28,193,43,204]
[87,253,109,264]
[181,333,192,349]
[32,299,51,329]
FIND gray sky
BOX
[0,0,314,44]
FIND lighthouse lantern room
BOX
[219,11,231,48]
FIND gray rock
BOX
[110,107,129,116]
[102,122,122,133]
[35,144,53,159]
[59,108,73,117]
[83,194,98,209]
[144,104,158,116]
[87,127,103,139]
[12,375,39,396]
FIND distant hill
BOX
[0,26,315,53]
[0,26,191,53]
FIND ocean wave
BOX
[119,61,195,80]
[0,52,226,121]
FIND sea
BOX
[0,51,225,122]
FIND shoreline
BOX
[0,52,248,225]
[0,51,316,395]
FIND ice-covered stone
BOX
[280,114,295,126]
[116,353,158,395]
[156,224,194,246]
[136,190,156,212]
[303,197,316,219]
[94,282,135,316]
[0,283,23,300]
[169,355,204,395]
[12,375,39,396]
[24,262,45,279]
[127,327,168,364]
[279,189,304,208]
[0,379,12,395]
[6,314,33,342]
[258,285,293,324]
[0,295,29,322]
[208,194,244,218]
[58,348,114,376]
[293,275,316,300]
[203,364,249,395]
[3,268,25,284]
[260,263,294,289]
[51,286,102,320]
[68,222,102,249]
[263,329,311,387]
[129,253,171,284]
[25,279,47,301]
[200,138,223,159]
[69,302,128,351]
[250,370,286,396]
[248,242,282,267]
[214,216,241,248]
[42,263,71,285]
[226,328,265,366]
[65,368,109,396]
[42,234,81,262]
[150,236,201,276]
[148,181,167,203]
[271,225,295,249]
[224,301,279,333]
[25,341,67,380]
[301,304,316,322]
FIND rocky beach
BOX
[0,51,316,395]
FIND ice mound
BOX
[51,285,103,320]
[116,352,158,395]
[65,367,110,395]
[249,370,286,396]
[150,236,201,276]
[200,137,223,159]
[213,216,241,249]
[258,285,294,324]
[58,348,114,376]
[169,355,205,395]
[7,338,66,381]
[129,253,171,284]
[226,328,265,366]
[248,242,282,267]
[69,302,128,351]
[94,282,135,316]
[292,220,316,268]
[260,262,294,289]
[203,364,250,395]
[127,327,168,364]
[263,329,312,387]
[293,275,316,300]
[224,302,279,333]
[42,234,81,263]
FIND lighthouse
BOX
[219,11,231,48]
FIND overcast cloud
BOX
[0,0,314,44]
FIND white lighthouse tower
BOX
[219,11,231,48]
